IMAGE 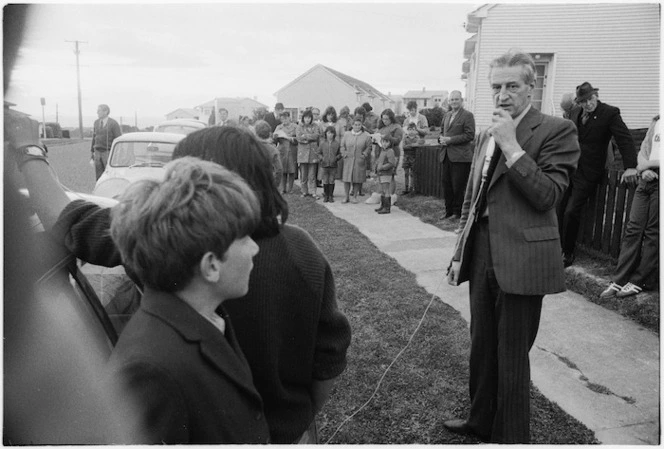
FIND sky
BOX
[5,1,481,129]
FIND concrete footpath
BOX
[317,182,659,445]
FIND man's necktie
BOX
[474,139,502,221]
[581,111,590,125]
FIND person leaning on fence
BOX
[402,122,423,194]
[105,157,269,444]
[600,114,660,299]
[318,125,341,203]
[373,134,397,214]
[559,82,638,267]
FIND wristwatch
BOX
[16,143,49,171]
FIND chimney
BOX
[422,87,425,92]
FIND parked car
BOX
[93,131,185,199]
[6,189,142,443]
[153,118,206,135]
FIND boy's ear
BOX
[199,251,222,283]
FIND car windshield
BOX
[154,125,201,135]
[109,141,177,167]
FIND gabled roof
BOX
[196,97,268,109]
[403,90,448,99]
[165,107,198,117]
[466,4,494,32]
[274,64,391,102]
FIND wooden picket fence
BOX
[577,169,635,258]
[413,128,648,259]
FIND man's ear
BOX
[199,252,222,283]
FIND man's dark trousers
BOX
[442,155,471,216]
[467,219,542,443]
[560,171,598,254]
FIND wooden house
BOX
[274,64,393,118]
[462,3,660,130]
[196,97,269,123]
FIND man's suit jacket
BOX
[452,107,580,295]
[264,112,279,132]
[107,289,270,444]
[569,101,636,184]
[439,108,476,163]
[91,117,122,152]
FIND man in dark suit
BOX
[560,82,638,266]
[264,102,283,132]
[445,50,580,443]
[438,90,476,219]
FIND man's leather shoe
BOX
[443,419,489,442]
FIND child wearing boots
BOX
[401,122,424,195]
[374,135,396,214]
[319,126,341,202]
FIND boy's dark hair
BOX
[172,126,289,238]
[110,158,260,293]
[407,100,418,110]
[407,122,417,129]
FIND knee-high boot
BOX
[375,195,386,212]
[377,196,391,214]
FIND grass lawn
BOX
[287,190,598,444]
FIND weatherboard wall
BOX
[466,3,660,130]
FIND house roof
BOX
[466,4,494,32]
[403,90,448,99]
[165,107,198,117]
[196,97,268,109]
[274,64,391,102]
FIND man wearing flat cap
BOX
[559,82,638,267]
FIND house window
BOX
[424,99,428,107]
[529,53,553,112]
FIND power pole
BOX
[66,39,87,139]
